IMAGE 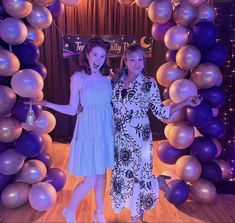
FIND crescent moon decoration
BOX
[140,36,152,48]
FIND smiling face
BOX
[125,51,144,76]
[86,46,107,73]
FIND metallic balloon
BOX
[164,123,173,139]
[33,0,57,6]
[27,26,45,47]
[184,0,207,7]
[0,149,25,175]
[26,5,53,29]
[190,179,217,203]
[191,63,222,89]
[168,121,195,149]
[197,4,216,23]
[1,182,30,208]
[28,182,57,211]
[0,17,28,45]
[135,0,152,8]
[148,0,173,24]
[32,91,44,102]
[0,85,16,116]
[156,62,187,87]
[164,26,189,50]
[173,2,197,26]
[11,69,44,98]
[60,0,81,6]
[214,159,231,180]
[169,79,198,103]
[212,139,222,158]
[0,117,22,143]
[41,134,53,150]
[118,0,135,5]
[176,155,202,182]
[0,49,20,77]
[2,0,33,18]
[176,45,201,70]
[19,160,47,184]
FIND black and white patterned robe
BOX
[110,73,170,217]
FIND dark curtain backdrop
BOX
[39,0,168,142]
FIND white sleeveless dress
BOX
[68,72,114,176]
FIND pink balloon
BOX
[184,0,207,8]
[33,0,57,6]
[28,182,57,211]
[0,17,28,45]
[60,0,81,6]
[27,26,45,47]
[135,0,152,8]
[11,69,44,98]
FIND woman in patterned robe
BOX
[110,44,202,222]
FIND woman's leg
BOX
[63,175,97,222]
[94,174,106,222]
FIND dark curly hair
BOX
[78,37,111,76]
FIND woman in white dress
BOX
[35,37,114,223]
[110,44,202,223]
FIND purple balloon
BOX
[47,0,65,18]
[198,117,226,139]
[0,173,14,193]
[23,62,47,79]
[34,152,52,169]
[43,168,66,192]
[0,2,9,19]
[167,180,189,205]
[200,161,222,184]
[190,136,217,162]
[198,86,227,108]
[186,101,213,128]
[165,49,177,62]
[12,41,40,66]
[0,75,11,87]
[12,99,42,123]
[0,142,11,153]
[151,20,175,41]
[16,131,44,158]
[157,141,187,164]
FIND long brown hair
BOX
[78,37,111,76]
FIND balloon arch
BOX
[0,0,231,211]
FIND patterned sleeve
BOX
[149,78,171,120]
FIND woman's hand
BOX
[185,95,203,107]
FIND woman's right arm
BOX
[35,73,81,116]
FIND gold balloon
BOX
[156,62,187,88]
[164,26,189,50]
[0,117,22,143]
[60,0,81,5]
[184,0,207,8]
[148,0,173,24]
[173,2,197,26]
[27,26,45,47]
[118,0,135,5]
[32,91,44,102]
[41,134,53,150]
[34,111,56,134]
[176,45,201,70]
[190,179,217,203]
[33,0,56,6]
[214,159,231,180]
[164,123,173,139]
[168,121,195,149]
[135,0,152,8]
[169,79,198,103]
[176,155,202,182]
[191,63,222,89]
[2,0,32,18]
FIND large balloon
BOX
[0,117,22,143]
[169,79,198,103]
[11,69,44,98]
[167,179,189,205]
[0,49,20,77]
[151,21,175,41]
[185,101,213,128]
[135,0,152,8]
[156,62,186,88]
[148,0,173,24]
[168,122,195,149]
[200,161,222,184]
[28,182,57,211]
[175,155,202,182]
[16,131,44,157]
[47,0,65,18]
[0,149,25,175]
[191,63,222,89]
[44,168,66,192]
[0,85,17,116]
[2,0,33,18]
[19,159,47,184]
[198,86,226,108]
[190,136,217,162]
[26,5,53,29]
[1,182,31,208]
[26,26,45,47]
[190,179,217,203]
[0,17,28,45]
[176,45,201,70]
[189,21,217,48]
[157,141,187,164]
[173,2,197,26]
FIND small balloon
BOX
[27,26,45,47]
[165,50,177,62]
[214,159,232,180]
[184,0,207,7]
[35,151,53,169]
[200,161,222,184]
[60,0,81,5]
[197,4,216,23]
[135,0,152,8]
[47,0,65,18]
[151,21,175,41]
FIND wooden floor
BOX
[0,141,235,223]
